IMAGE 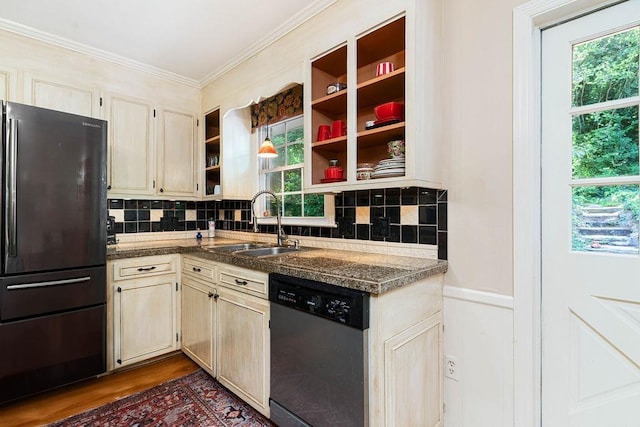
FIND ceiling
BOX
[0,0,333,86]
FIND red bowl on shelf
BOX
[374,102,404,121]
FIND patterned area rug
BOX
[47,370,274,427]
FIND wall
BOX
[441,0,526,426]
[442,0,524,297]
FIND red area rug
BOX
[47,369,274,426]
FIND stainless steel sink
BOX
[233,246,301,257]
[209,243,267,251]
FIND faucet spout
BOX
[250,190,288,246]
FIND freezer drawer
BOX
[0,304,106,404]
[0,266,105,321]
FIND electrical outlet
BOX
[444,355,460,381]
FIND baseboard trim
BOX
[443,285,514,310]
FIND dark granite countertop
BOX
[107,238,447,294]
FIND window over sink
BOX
[257,115,335,227]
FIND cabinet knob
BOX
[160,188,164,193]
[214,293,219,300]
[107,185,112,190]
[117,359,122,365]
[193,267,201,272]
[208,292,214,298]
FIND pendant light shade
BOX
[258,137,278,158]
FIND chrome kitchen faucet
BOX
[250,190,288,246]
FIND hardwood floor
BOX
[0,352,199,427]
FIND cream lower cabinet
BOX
[368,273,443,427]
[180,257,270,418]
[108,255,180,370]
[181,256,218,376]
[216,286,270,417]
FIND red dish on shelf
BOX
[374,102,404,121]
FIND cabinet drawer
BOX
[111,255,177,282]
[219,265,268,298]
[183,256,217,282]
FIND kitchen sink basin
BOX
[210,243,268,251]
[234,246,301,257]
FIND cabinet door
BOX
[113,275,178,368]
[383,313,442,427]
[105,94,155,196]
[219,107,256,200]
[217,288,270,417]
[0,66,17,102]
[181,277,215,375]
[23,74,98,117]
[157,107,197,198]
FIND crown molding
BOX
[198,0,337,87]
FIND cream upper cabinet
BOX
[105,93,155,196]
[157,107,197,197]
[217,107,257,200]
[0,66,17,102]
[108,255,180,370]
[23,74,99,118]
[105,94,198,199]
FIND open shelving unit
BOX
[204,109,221,196]
[356,16,406,169]
[310,44,348,185]
[308,16,407,187]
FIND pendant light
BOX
[258,123,278,158]
[258,136,277,157]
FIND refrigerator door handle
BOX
[6,276,92,290]
[6,118,17,257]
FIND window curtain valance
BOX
[250,84,303,132]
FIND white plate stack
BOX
[371,157,405,178]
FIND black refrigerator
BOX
[0,101,107,404]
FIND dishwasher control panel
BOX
[269,273,369,330]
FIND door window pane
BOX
[572,185,639,254]
[572,106,639,178]
[572,27,639,107]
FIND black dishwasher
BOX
[269,273,370,427]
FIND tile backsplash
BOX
[108,186,448,259]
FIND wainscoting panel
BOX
[443,286,514,427]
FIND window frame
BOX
[255,115,335,227]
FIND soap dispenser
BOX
[208,218,215,238]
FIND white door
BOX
[542,2,640,425]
